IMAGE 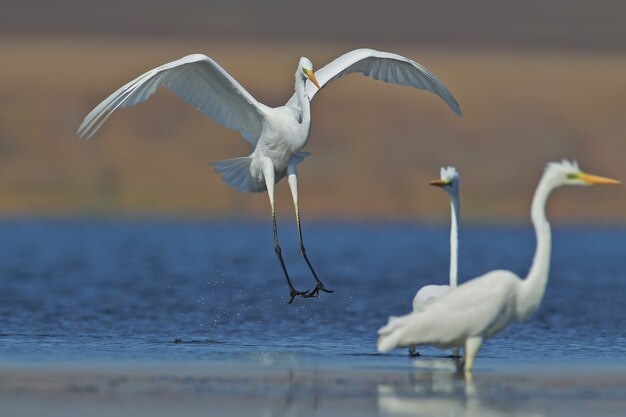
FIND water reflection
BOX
[378,359,543,417]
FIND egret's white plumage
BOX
[285,49,462,116]
[408,166,461,358]
[77,49,461,302]
[412,166,461,312]
[378,160,620,374]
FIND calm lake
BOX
[0,219,625,370]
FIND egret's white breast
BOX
[257,107,309,173]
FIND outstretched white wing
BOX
[286,48,461,116]
[78,54,269,145]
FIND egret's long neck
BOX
[295,74,311,127]
[449,195,460,288]
[517,175,554,320]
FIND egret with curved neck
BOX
[408,167,461,357]
[78,49,461,303]
[378,160,619,374]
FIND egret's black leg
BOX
[272,209,309,304]
[408,346,420,357]
[295,210,334,298]
[263,157,308,304]
[287,163,333,298]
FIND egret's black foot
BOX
[408,347,420,357]
[306,282,334,298]
[288,288,311,304]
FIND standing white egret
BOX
[77,48,462,303]
[408,166,461,357]
[377,160,619,374]
[413,166,461,309]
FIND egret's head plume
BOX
[299,57,313,72]
[440,166,459,183]
[544,159,620,187]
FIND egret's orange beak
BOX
[430,179,450,187]
[579,173,621,185]
[305,69,321,89]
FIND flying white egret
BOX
[377,160,619,374]
[77,48,462,303]
[408,166,461,358]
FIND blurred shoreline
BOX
[1,36,625,222]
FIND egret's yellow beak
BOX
[578,173,621,185]
[305,69,321,89]
[430,179,450,187]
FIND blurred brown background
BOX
[1,0,625,222]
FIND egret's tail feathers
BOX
[377,327,404,353]
[377,315,409,335]
[211,152,311,193]
[211,156,258,193]
[377,314,413,353]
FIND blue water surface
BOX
[0,219,624,369]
